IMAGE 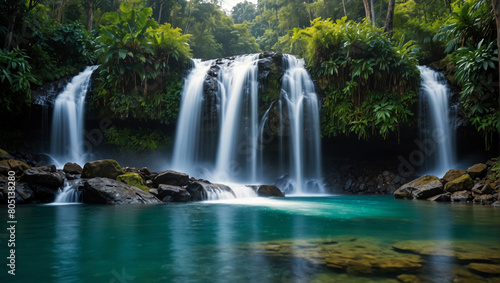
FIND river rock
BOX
[451,190,472,202]
[480,183,494,194]
[153,170,190,187]
[0,159,30,175]
[185,181,234,201]
[247,185,285,197]
[428,193,451,202]
[467,263,500,275]
[82,177,160,204]
[442,169,466,183]
[117,173,148,192]
[466,163,488,179]
[157,184,191,202]
[394,175,443,199]
[81,159,125,179]
[444,174,474,193]
[63,162,82,174]
[29,184,59,203]
[473,194,494,204]
[22,168,64,188]
[36,165,56,172]
[492,201,500,207]
[139,167,152,176]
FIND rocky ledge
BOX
[393,159,500,207]
[0,155,285,205]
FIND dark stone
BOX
[344,179,353,191]
[66,173,79,180]
[481,183,494,194]
[248,185,285,197]
[123,167,140,174]
[451,190,472,202]
[63,162,82,174]
[153,170,190,186]
[22,168,64,188]
[185,181,234,201]
[82,177,161,205]
[492,201,500,207]
[471,183,483,195]
[428,193,451,202]
[442,169,466,183]
[466,163,488,179]
[139,167,152,176]
[81,159,125,180]
[29,184,59,203]
[157,184,191,202]
[0,159,30,175]
[36,165,56,173]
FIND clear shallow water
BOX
[3,196,499,282]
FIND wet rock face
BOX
[153,170,190,187]
[156,184,191,202]
[81,159,125,180]
[394,175,443,200]
[82,177,160,205]
[31,76,72,108]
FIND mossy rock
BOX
[0,149,12,160]
[117,173,149,192]
[444,174,474,193]
[81,159,125,180]
[0,159,30,175]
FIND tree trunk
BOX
[363,0,371,22]
[384,0,396,38]
[342,0,347,18]
[158,2,163,25]
[492,0,500,142]
[370,0,376,26]
[57,0,67,23]
[3,0,20,50]
[87,0,93,31]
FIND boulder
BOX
[81,159,125,179]
[0,159,30,175]
[123,167,140,174]
[157,184,191,202]
[36,165,56,172]
[22,168,64,188]
[481,183,494,194]
[117,173,148,192]
[473,194,494,205]
[471,183,483,195]
[247,185,285,197]
[63,162,82,174]
[492,201,500,207]
[0,178,34,204]
[393,175,443,200]
[153,170,190,186]
[428,193,451,202]
[466,163,488,179]
[442,169,466,183]
[82,177,160,204]
[444,174,474,193]
[139,167,152,176]
[29,184,59,203]
[467,263,500,275]
[185,181,234,201]
[451,190,472,202]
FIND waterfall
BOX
[278,55,324,194]
[53,180,83,204]
[418,66,456,177]
[50,66,98,166]
[172,54,324,198]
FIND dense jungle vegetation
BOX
[0,0,498,148]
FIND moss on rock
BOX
[81,159,125,180]
[117,173,149,192]
[444,174,474,193]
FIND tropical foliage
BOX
[292,18,420,140]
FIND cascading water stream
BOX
[50,66,98,166]
[172,54,324,199]
[52,180,83,204]
[418,66,457,177]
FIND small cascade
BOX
[278,55,324,194]
[53,180,83,204]
[418,66,457,177]
[50,66,98,167]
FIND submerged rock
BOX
[394,175,443,200]
[81,159,125,180]
[82,177,160,205]
[153,170,190,187]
